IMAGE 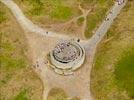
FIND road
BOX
[0,0,127,100]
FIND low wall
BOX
[49,40,85,75]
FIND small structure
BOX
[49,40,85,75]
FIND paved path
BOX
[0,0,127,100]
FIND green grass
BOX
[47,88,67,100]
[0,32,27,70]
[29,5,43,16]
[15,0,77,22]
[84,0,113,38]
[79,0,95,9]
[0,11,7,23]
[72,97,81,100]
[47,88,81,100]
[77,17,84,26]
[0,3,43,99]
[0,3,7,23]
[0,55,26,70]
[0,73,12,86]
[80,0,113,9]
[14,89,28,100]
[115,48,134,98]
[17,0,44,16]
[91,0,134,99]
[78,0,114,38]
[0,28,42,100]
[50,5,72,20]
[85,7,107,38]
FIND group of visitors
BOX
[117,0,124,5]
[54,42,70,54]
[63,51,77,61]
[53,41,78,62]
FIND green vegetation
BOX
[14,0,114,38]
[47,88,67,100]
[0,3,7,23]
[72,97,81,100]
[47,88,80,100]
[83,0,113,38]
[0,35,27,70]
[85,7,108,38]
[115,48,134,98]
[77,17,84,26]
[50,6,72,20]
[0,33,26,70]
[14,89,28,100]
[1,0,134,99]
[79,0,113,10]
[91,0,134,99]
[0,11,7,23]
[79,0,94,9]
[0,3,43,100]
[0,73,12,86]
[15,0,79,23]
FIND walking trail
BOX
[0,0,127,100]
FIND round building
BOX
[49,40,85,75]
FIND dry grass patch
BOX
[47,88,67,100]
[47,88,81,100]
[0,3,43,100]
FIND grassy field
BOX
[47,88,80,100]
[0,2,81,100]
[91,0,134,100]
[0,3,43,100]
[0,10,7,23]
[2,0,133,100]
[47,88,67,100]
[13,0,113,38]
[115,48,134,98]
[14,0,81,24]
[83,0,114,38]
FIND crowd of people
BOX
[117,0,124,5]
[53,42,78,62]
[54,42,70,54]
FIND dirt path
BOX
[78,3,92,40]
[1,0,127,100]
[0,0,69,39]
[49,3,91,40]
[84,1,127,50]
[26,33,93,100]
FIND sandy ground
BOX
[0,0,127,100]
[25,32,93,100]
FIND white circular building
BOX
[49,40,85,75]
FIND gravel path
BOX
[0,0,127,100]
